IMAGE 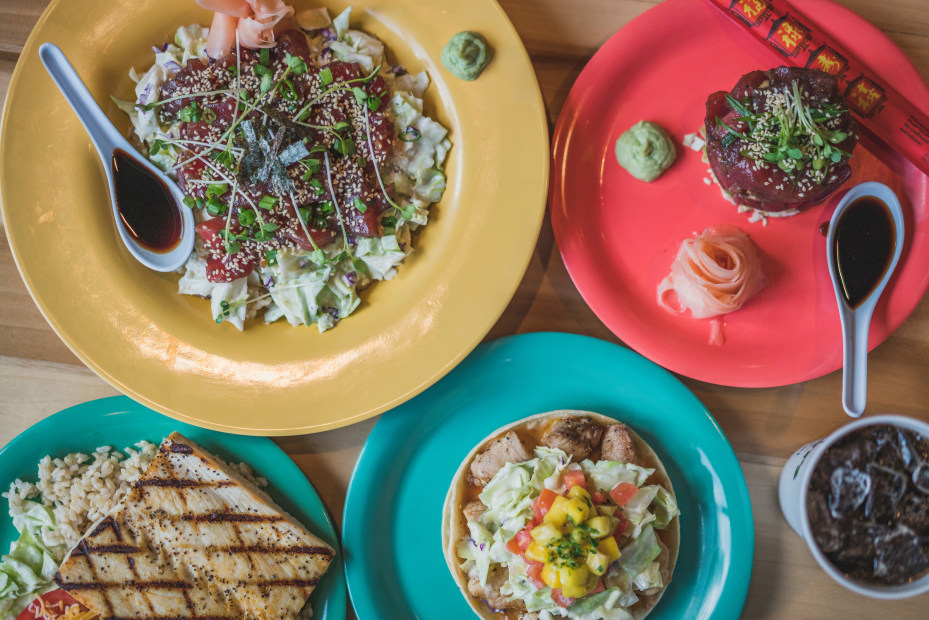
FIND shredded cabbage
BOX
[579,460,654,491]
[0,500,66,618]
[619,525,662,579]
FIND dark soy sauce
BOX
[112,149,181,252]
[832,196,895,308]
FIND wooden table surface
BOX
[2,0,929,618]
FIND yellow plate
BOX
[1,0,548,435]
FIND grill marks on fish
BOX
[163,442,194,455]
[73,542,330,556]
[56,432,334,618]
[136,479,236,488]
[57,512,185,617]
[178,513,285,523]
[58,580,193,592]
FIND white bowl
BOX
[778,414,929,599]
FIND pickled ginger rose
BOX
[657,226,766,345]
[199,0,295,58]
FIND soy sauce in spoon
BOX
[112,149,182,252]
[832,196,895,309]
[825,182,904,418]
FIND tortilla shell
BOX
[441,410,680,620]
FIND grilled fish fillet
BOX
[55,432,334,619]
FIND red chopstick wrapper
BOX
[706,0,929,177]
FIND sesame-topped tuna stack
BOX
[704,66,859,215]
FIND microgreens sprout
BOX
[213,280,318,324]
[299,157,321,180]
[135,87,244,112]
[398,126,421,142]
[718,80,851,183]
[323,152,367,274]
[291,65,381,122]
[288,192,326,264]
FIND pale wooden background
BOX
[2,0,929,618]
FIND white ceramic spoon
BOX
[39,42,194,272]
[826,181,904,417]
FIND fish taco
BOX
[442,411,680,620]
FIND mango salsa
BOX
[543,496,572,528]
[527,481,623,600]
[541,563,562,588]
[564,498,590,524]
[525,541,549,564]
[530,523,562,546]
[597,536,621,563]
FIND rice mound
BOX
[4,442,158,548]
[4,442,270,550]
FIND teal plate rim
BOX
[343,332,754,619]
[0,396,346,619]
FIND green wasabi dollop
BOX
[441,31,493,81]
[615,121,677,182]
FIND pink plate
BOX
[552,0,929,387]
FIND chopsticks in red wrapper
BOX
[706,0,929,177]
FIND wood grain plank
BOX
[0,237,81,364]
[0,0,48,55]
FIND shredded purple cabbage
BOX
[165,60,183,73]
[137,84,152,105]
[153,42,168,53]
[264,276,275,288]
[326,307,339,320]
[343,272,358,286]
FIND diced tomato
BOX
[591,490,607,504]
[550,588,576,608]
[515,528,533,551]
[506,526,534,558]
[532,488,559,520]
[526,561,545,589]
[609,482,639,507]
[563,469,588,491]
[588,578,605,595]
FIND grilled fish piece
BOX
[468,431,531,486]
[601,423,638,465]
[541,416,604,461]
[56,432,334,619]
[56,511,239,618]
[466,565,525,612]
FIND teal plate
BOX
[343,332,753,619]
[0,396,346,619]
